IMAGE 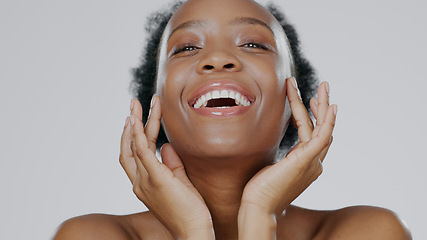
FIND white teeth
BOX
[194,98,202,108]
[212,90,220,99]
[235,92,241,105]
[201,95,207,107]
[193,90,252,108]
[220,90,228,98]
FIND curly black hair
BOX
[130,1,318,156]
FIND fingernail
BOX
[325,82,330,95]
[291,78,302,99]
[150,96,157,108]
[130,99,134,112]
[291,77,298,89]
[130,115,135,126]
[125,116,130,127]
[333,105,338,116]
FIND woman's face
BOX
[156,0,293,160]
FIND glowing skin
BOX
[52,1,411,240]
[156,0,293,161]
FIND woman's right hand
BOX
[119,97,214,240]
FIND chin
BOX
[168,130,281,163]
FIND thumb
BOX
[161,144,193,186]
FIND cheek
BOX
[159,61,196,145]
[243,57,289,148]
[163,61,191,88]
[160,60,195,104]
[244,55,285,94]
[257,92,288,144]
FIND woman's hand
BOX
[119,97,214,240]
[238,78,337,239]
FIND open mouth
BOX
[193,90,252,108]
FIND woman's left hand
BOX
[240,78,337,216]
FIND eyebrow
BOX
[168,20,207,39]
[228,17,274,35]
[168,17,274,40]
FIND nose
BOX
[196,49,242,74]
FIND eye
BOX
[241,42,269,51]
[173,45,201,55]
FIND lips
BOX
[188,80,255,117]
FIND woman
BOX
[53,0,411,239]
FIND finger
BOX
[310,97,321,137]
[287,77,314,142]
[286,141,302,156]
[319,135,333,162]
[161,144,193,187]
[119,116,136,183]
[131,137,149,182]
[316,82,330,125]
[130,99,143,121]
[284,105,336,180]
[309,97,319,120]
[309,105,337,155]
[144,96,162,153]
[131,115,162,174]
[132,170,143,197]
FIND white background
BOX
[1,0,426,239]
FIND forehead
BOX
[168,0,277,32]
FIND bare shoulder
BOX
[276,205,331,239]
[277,205,411,240]
[317,205,412,240]
[52,213,133,240]
[52,211,172,240]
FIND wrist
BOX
[176,221,215,240]
[179,227,215,240]
[238,203,277,240]
[239,200,276,216]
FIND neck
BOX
[182,153,275,240]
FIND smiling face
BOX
[156,0,293,160]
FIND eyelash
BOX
[241,42,269,51]
[173,45,200,55]
[172,41,269,56]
